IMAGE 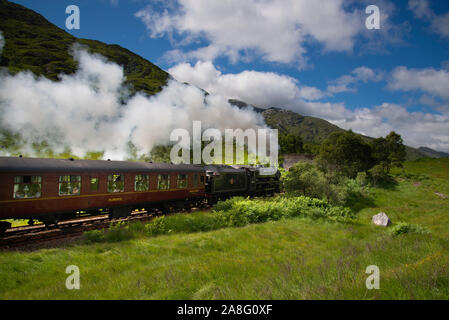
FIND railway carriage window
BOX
[177,174,188,189]
[90,178,99,192]
[107,174,124,193]
[193,174,199,187]
[200,175,205,184]
[13,176,42,199]
[59,175,81,196]
[157,174,170,190]
[135,175,149,192]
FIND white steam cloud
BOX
[0,44,266,160]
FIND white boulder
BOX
[372,212,391,227]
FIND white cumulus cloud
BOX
[136,0,362,66]
[389,66,449,100]
[333,103,449,152]
[327,66,384,94]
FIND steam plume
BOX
[0,43,266,160]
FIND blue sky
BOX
[7,0,449,152]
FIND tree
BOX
[303,142,321,155]
[385,131,406,171]
[282,162,351,205]
[371,131,406,173]
[150,145,171,163]
[282,162,326,198]
[368,164,389,187]
[125,141,139,161]
[317,130,374,178]
[84,151,104,160]
[279,133,304,154]
[371,137,389,170]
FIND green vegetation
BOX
[84,196,353,244]
[371,132,407,173]
[279,133,304,154]
[316,130,406,184]
[0,158,448,299]
[317,130,375,178]
[282,162,365,206]
[149,145,172,163]
[281,132,410,210]
[262,108,344,145]
[388,222,429,237]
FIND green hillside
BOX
[262,107,344,144]
[0,0,169,96]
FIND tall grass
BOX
[84,196,354,243]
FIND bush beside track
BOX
[85,196,354,243]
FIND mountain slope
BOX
[228,100,444,160]
[417,147,449,158]
[0,0,169,96]
[228,99,344,144]
[262,108,345,144]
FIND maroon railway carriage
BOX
[0,156,206,227]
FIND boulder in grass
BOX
[372,212,391,227]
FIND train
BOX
[0,156,281,233]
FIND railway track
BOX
[0,209,161,249]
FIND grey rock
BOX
[372,212,391,227]
[435,192,447,199]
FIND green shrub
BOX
[213,196,355,225]
[127,221,147,236]
[282,162,367,207]
[324,183,348,206]
[84,221,148,243]
[213,197,246,212]
[84,229,105,243]
[162,212,226,233]
[389,222,429,237]
[394,171,429,182]
[282,162,327,199]
[368,164,390,186]
[82,197,354,244]
[104,221,134,242]
[145,216,167,236]
[355,172,369,187]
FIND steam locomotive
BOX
[0,156,281,233]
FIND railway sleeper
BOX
[40,215,58,227]
[0,221,12,234]
[109,206,132,219]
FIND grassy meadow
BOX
[0,158,448,299]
